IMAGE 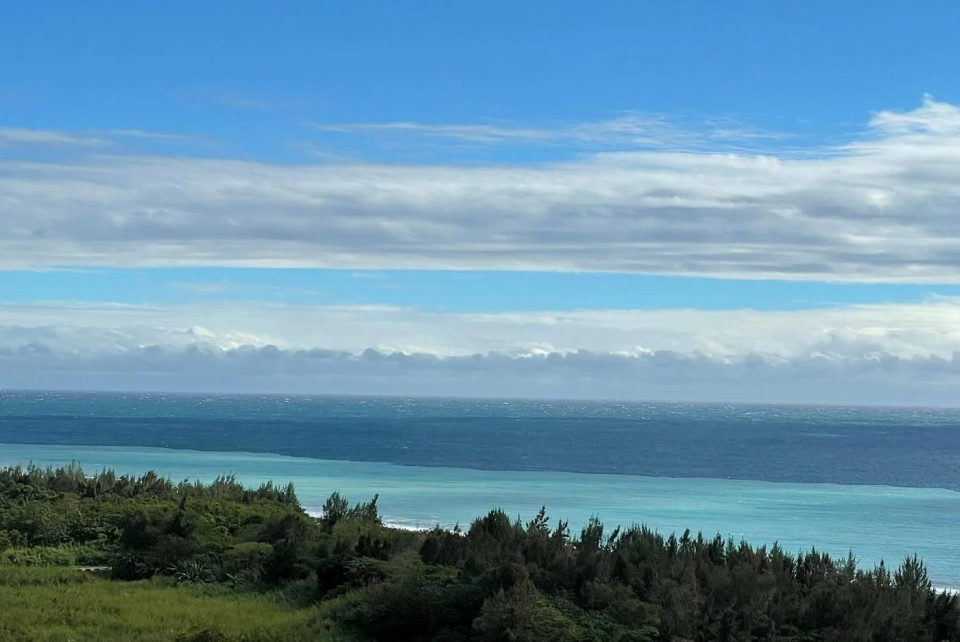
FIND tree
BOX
[321,492,349,529]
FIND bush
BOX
[220,541,273,581]
[336,564,484,640]
[473,579,582,642]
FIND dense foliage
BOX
[1,463,957,641]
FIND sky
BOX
[3,1,960,404]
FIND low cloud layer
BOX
[2,341,958,406]
[4,298,960,404]
[6,297,960,358]
[2,98,960,281]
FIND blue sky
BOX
[4,2,960,403]
[5,269,960,313]
[4,1,958,138]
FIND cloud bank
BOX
[3,343,959,406]
[4,298,960,404]
[2,97,960,281]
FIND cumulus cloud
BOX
[3,298,960,404]
[2,97,960,280]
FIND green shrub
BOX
[336,564,484,640]
[221,541,273,576]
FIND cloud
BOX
[310,112,784,151]
[3,298,960,404]
[1,341,958,406]
[867,94,960,136]
[0,321,272,355]
[3,97,960,281]
[0,127,106,147]
[0,127,201,149]
[6,298,960,359]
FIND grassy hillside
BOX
[0,567,349,642]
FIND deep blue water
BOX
[2,390,960,489]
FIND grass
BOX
[0,567,353,642]
[1,543,112,567]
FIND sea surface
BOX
[1,391,959,585]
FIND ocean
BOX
[1,391,959,586]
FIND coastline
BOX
[3,441,959,587]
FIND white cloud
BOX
[2,298,960,404]
[0,127,106,147]
[0,127,200,149]
[867,95,960,136]
[5,298,960,358]
[1,340,958,406]
[3,98,960,281]
[310,112,783,151]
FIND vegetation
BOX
[0,567,338,642]
[1,463,958,641]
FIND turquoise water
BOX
[4,442,959,588]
